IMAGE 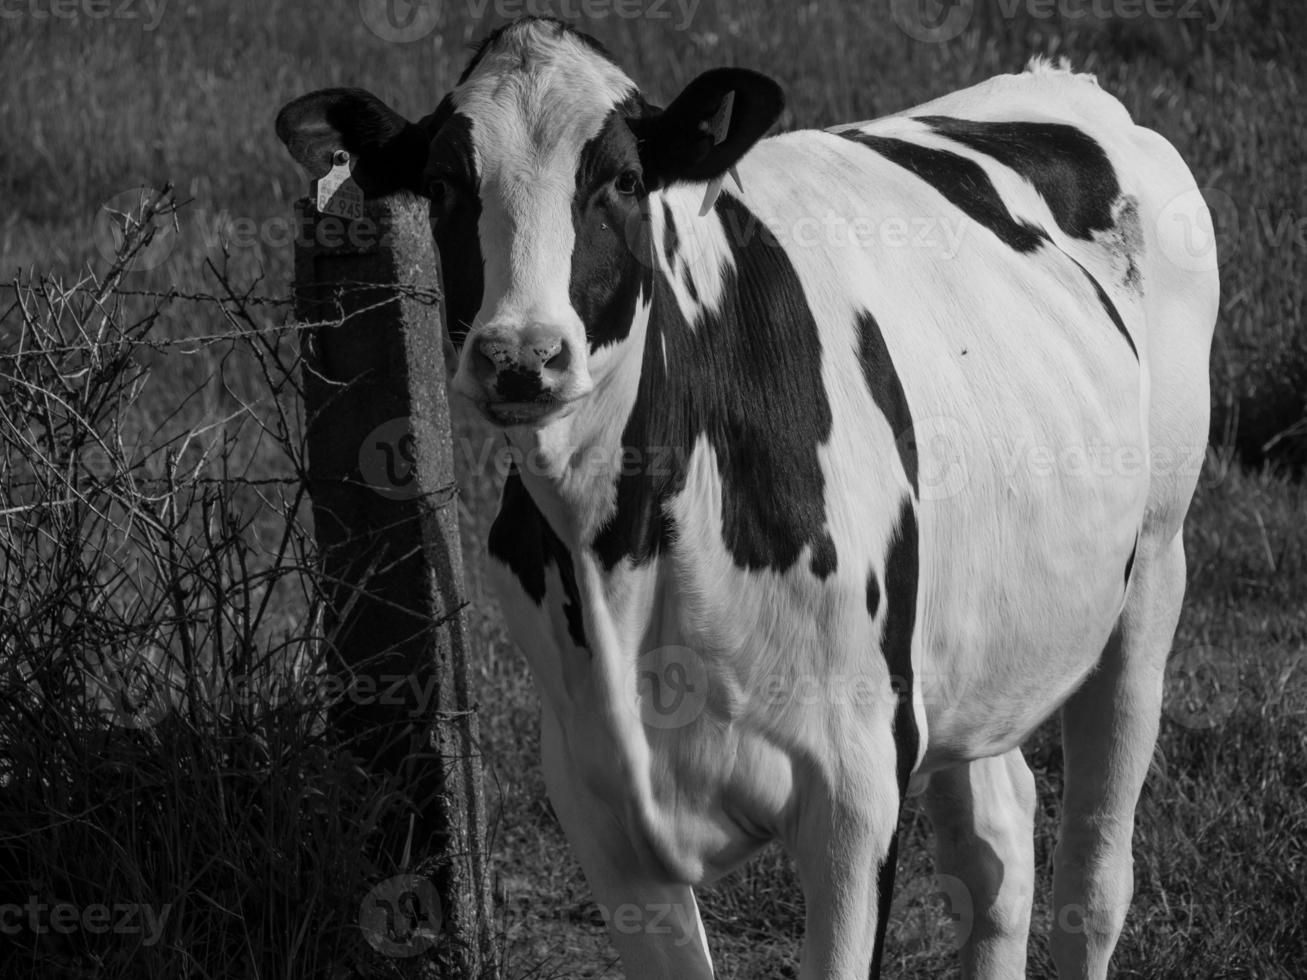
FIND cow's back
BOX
[875,62,1218,543]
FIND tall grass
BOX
[0,194,467,979]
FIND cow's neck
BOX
[507,186,807,594]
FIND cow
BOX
[277,16,1218,979]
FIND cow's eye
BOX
[614,170,641,196]
[427,177,454,207]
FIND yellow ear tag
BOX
[698,92,743,217]
[317,150,364,220]
[699,165,745,217]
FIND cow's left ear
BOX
[630,68,784,187]
[275,87,438,198]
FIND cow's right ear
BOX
[629,68,784,188]
[275,87,433,198]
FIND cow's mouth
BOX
[483,397,564,427]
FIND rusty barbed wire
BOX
[1,477,460,517]
[0,278,442,359]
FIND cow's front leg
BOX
[788,749,902,979]
[540,705,714,980]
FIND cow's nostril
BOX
[543,344,571,374]
[533,341,561,357]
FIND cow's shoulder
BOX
[592,191,839,581]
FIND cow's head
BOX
[277,17,782,428]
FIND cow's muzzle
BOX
[457,323,592,426]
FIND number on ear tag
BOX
[317,151,364,220]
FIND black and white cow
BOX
[278,17,1217,979]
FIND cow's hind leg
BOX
[923,748,1036,979]
[1052,531,1185,979]
[540,707,714,980]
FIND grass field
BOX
[2,0,1305,977]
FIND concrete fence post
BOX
[292,195,498,978]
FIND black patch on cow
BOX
[681,263,701,305]
[657,193,699,302]
[857,310,919,497]
[871,829,901,980]
[570,104,655,351]
[591,192,835,574]
[916,116,1121,241]
[864,503,916,980]
[661,199,682,270]
[1124,535,1138,592]
[418,92,456,144]
[883,497,920,796]
[1067,255,1139,360]
[809,532,838,579]
[866,568,881,619]
[489,467,587,648]
[871,501,914,975]
[842,131,1047,254]
[843,129,1140,362]
[457,16,620,85]
[425,110,484,348]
